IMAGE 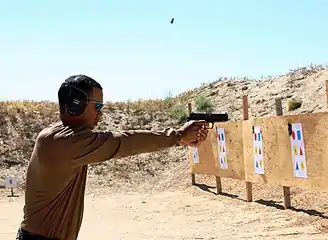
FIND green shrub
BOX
[169,104,188,123]
[163,92,174,108]
[195,95,213,113]
[287,99,302,111]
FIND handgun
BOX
[187,112,229,129]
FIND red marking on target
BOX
[292,130,295,140]
[254,133,257,141]
[300,148,303,156]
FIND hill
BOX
[2,64,328,229]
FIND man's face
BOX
[82,87,103,129]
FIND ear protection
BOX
[62,83,89,116]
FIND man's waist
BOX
[18,227,59,240]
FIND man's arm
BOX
[68,128,182,168]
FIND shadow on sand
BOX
[255,199,328,219]
[193,184,328,219]
[193,183,241,200]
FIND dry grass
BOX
[1,64,328,169]
[2,64,328,238]
[0,92,197,192]
[0,65,328,236]
[2,64,328,229]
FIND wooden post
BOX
[243,95,253,202]
[188,102,196,185]
[326,80,328,108]
[216,176,222,194]
[275,98,291,209]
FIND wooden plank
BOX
[243,116,281,184]
[242,111,328,192]
[210,121,245,180]
[189,131,217,175]
[277,112,328,192]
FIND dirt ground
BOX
[3,66,328,239]
[1,185,328,240]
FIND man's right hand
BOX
[177,120,209,147]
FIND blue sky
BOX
[1,0,328,102]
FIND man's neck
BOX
[60,115,88,128]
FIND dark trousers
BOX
[16,228,58,240]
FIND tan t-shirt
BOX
[20,121,181,240]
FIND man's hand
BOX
[177,120,209,147]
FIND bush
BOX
[169,104,188,123]
[195,95,213,113]
[164,92,174,108]
[287,99,302,111]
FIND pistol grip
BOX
[207,122,214,129]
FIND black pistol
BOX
[187,112,229,129]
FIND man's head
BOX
[58,75,103,129]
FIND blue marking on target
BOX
[258,132,261,141]
[297,130,301,140]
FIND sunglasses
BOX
[88,100,103,112]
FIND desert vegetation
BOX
[1,64,328,194]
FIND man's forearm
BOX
[68,127,182,168]
[112,128,182,158]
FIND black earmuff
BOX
[63,84,88,116]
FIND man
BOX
[16,75,209,240]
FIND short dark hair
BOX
[58,74,102,113]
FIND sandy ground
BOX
[3,67,328,239]
[1,187,327,240]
